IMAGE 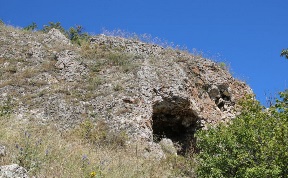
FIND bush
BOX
[42,22,67,35]
[69,25,90,45]
[23,22,37,31]
[196,92,288,178]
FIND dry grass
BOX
[0,115,197,177]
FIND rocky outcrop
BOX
[90,34,164,57]
[0,164,29,178]
[0,25,252,154]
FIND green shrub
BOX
[69,25,90,46]
[23,22,37,31]
[218,62,227,70]
[196,92,288,178]
[42,22,67,36]
[42,22,91,46]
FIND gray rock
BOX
[208,85,220,101]
[0,164,29,178]
[46,28,71,46]
[159,138,177,155]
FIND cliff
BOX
[0,24,252,155]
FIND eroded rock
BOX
[0,25,253,155]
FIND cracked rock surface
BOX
[0,25,252,153]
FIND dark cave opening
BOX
[152,101,200,155]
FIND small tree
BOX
[68,25,89,45]
[196,93,288,177]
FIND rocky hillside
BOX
[0,24,252,155]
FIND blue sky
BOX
[1,0,287,106]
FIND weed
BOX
[14,131,42,174]
[218,62,227,70]
[87,76,103,91]
[101,29,175,48]
[77,119,108,144]
[0,115,199,177]
[107,52,130,66]
[0,97,13,117]
[76,119,128,148]
[40,60,56,72]
[89,61,105,73]
[113,84,124,91]
[20,68,38,78]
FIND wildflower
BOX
[45,149,49,156]
[90,171,96,177]
[82,154,88,161]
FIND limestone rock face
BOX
[0,25,252,153]
[0,164,29,178]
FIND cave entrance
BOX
[152,99,200,155]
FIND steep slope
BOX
[0,24,252,153]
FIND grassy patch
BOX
[0,115,197,177]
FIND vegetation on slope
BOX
[0,108,196,177]
[0,21,287,177]
[0,21,197,178]
[196,91,288,178]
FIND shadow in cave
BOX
[152,100,200,155]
